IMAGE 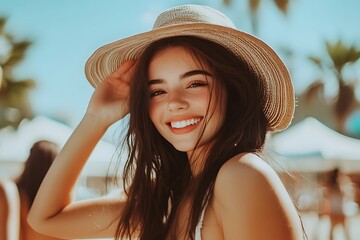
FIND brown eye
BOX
[188,81,208,88]
[150,90,166,97]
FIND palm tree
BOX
[303,40,360,134]
[0,17,36,128]
[222,0,290,34]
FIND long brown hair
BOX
[115,36,268,239]
[16,140,59,207]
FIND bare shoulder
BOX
[214,153,287,207]
[216,153,277,183]
[215,153,288,190]
[212,153,304,240]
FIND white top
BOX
[194,195,210,240]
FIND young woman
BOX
[0,140,61,240]
[28,4,305,240]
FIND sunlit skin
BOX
[27,49,304,240]
[148,46,226,171]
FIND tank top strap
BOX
[195,193,211,240]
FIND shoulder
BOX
[213,153,286,205]
[211,153,303,239]
[215,153,281,190]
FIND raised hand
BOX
[27,61,136,239]
[86,60,136,127]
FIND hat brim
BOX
[85,23,294,131]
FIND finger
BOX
[122,61,137,83]
[112,60,136,79]
[110,80,130,97]
[104,75,131,93]
[105,60,135,89]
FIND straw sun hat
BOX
[85,4,294,131]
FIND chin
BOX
[171,143,196,153]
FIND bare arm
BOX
[213,153,304,240]
[0,180,20,240]
[28,61,136,239]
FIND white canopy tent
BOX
[272,117,360,172]
[0,116,122,178]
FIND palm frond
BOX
[249,0,261,13]
[2,40,32,67]
[0,78,36,105]
[0,18,35,128]
[0,17,6,33]
[326,40,360,72]
[273,0,289,14]
[308,56,323,70]
[223,0,232,6]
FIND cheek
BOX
[195,91,211,107]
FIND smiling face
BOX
[148,46,227,156]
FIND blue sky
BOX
[1,0,360,140]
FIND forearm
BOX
[28,113,109,231]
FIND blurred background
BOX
[1,0,360,239]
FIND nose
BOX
[167,91,189,111]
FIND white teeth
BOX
[170,118,201,128]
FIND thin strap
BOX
[195,195,211,240]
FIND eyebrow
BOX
[148,69,212,85]
[181,70,212,79]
